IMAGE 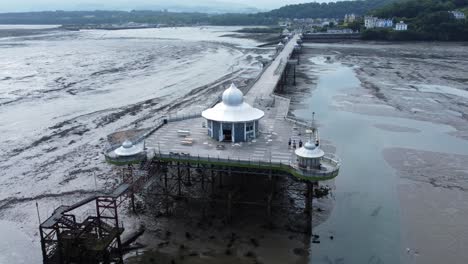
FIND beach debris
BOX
[245,251,256,258]
[406,248,420,256]
[312,234,320,244]
[250,238,260,247]
[313,186,331,198]
[158,241,169,248]
[293,248,308,256]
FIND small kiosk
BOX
[202,83,264,143]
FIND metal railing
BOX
[105,117,166,153]
[152,151,340,180]
[167,112,202,122]
[284,116,312,128]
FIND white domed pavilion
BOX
[295,140,325,169]
[114,140,144,157]
[202,83,264,142]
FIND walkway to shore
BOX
[245,35,299,105]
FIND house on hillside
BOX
[376,18,393,28]
[344,13,356,23]
[449,10,466,20]
[279,19,292,28]
[365,16,393,29]
[395,21,408,31]
[364,16,377,28]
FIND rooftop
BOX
[201,83,264,123]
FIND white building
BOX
[344,13,356,23]
[114,140,144,157]
[202,83,264,143]
[365,16,393,29]
[377,18,393,28]
[295,140,325,169]
[395,21,408,31]
[449,11,466,20]
[365,16,377,28]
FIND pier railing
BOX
[105,117,166,153]
[152,151,340,181]
[167,112,202,122]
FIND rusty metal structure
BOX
[39,195,124,264]
[39,161,158,264]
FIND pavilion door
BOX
[223,129,232,142]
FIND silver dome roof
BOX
[114,140,143,157]
[202,83,264,123]
[295,141,325,159]
[222,83,244,106]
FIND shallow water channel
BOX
[292,56,468,264]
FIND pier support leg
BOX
[218,171,223,188]
[186,164,192,186]
[267,194,272,227]
[201,168,205,190]
[210,165,215,195]
[131,193,136,213]
[293,66,296,86]
[177,162,181,197]
[227,191,232,224]
[305,181,313,235]
[267,172,274,228]
[164,169,169,215]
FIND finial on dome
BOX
[222,83,244,106]
[122,140,133,148]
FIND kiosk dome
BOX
[115,140,143,157]
[202,83,264,142]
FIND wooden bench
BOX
[177,130,191,137]
[180,138,194,145]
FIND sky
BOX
[0,0,344,12]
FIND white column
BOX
[210,120,213,137]
[253,120,256,138]
[232,123,235,143]
[219,122,223,141]
[244,122,247,141]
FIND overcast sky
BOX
[0,0,345,12]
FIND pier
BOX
[39,33,340,263]
[141,34,339,181]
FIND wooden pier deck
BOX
[245,35,299,105]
